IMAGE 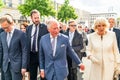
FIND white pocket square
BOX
[61,44,65,47]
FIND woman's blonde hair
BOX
[93,17,109,31]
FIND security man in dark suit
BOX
[64,20,83,80]
[108,18,120,80]
[26,9,48,80]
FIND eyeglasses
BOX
[69,25,77,27]
[78,26,82,28]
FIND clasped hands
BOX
[88,55,100,64]
[114,64,120,79]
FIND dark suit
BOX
[26,23,48,80]
[113,28,120,80]
[39,33,81,80]
[0,28,5,80]
[64,30,83,80]
[113,28,120,52]
[0,29,28,80]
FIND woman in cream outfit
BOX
[87,17,120,80]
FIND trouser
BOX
[29,52,45,80]
[4,62,22,80]
[67,68,77,80]
[1,67,5,80]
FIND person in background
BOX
[20,22,28,33]
[0,14,28,80]
[39,18,84,80]
[60,23,67,33]
[87,17,120,80]
[26,9,48,80]
[108,18,120,52]
[64,20,83,80]
[77,24,88,58]
[108,17,120,80]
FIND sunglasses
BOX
[69,25,77,27]
[78,26,82,28]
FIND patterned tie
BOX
[32,26,37,52]
[7,32,12,47]
[51,38,55,56]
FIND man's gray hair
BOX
[46,18,59,29]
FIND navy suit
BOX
[0,28,5,80]
[113,28,120,52]
[26,23,48,80]
[39,33,81,80]
[0,29,28,80]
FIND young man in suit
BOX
[108,18,120,80]
[0,28,4,80]
[0,15,28,80]
[39,18,84,80]
[26,9,48,80]
[108,18,120,52]
[64,20,83,80]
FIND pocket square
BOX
[61,44,65,47]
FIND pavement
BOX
[0,57,91,80]
[81,57,91,80]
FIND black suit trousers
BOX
[29,52,46,80]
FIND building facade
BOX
[0,0,31,26]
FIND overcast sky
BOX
[56,0,120,16]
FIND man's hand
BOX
[40,70,45,78]
[79,64,85,71]
[21,69,26,76]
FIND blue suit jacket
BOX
[39,33,81,80]
[0,29,28,72]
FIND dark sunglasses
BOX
[69,25,77,27]
[78,26,82,28]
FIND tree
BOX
[57,0,78,23]
[0,0,4,9]
[18,0,56,17]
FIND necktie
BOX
[109,28,111,31]
[32,26,37,52]
[51,38,55,56]
[7,32,12,47]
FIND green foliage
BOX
[0,0,4,9]
[18,0,56,17]
[57,0,78,22]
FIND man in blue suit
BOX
[0,15,28,80]
[39,19,84,80]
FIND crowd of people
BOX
[0,9,120,80]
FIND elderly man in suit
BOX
[26,9,48,80]
[39,18,84,80]
[0,15,28,80]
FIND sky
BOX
[55,0,120,16]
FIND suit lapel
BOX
[29,25,33,38]
[72,30,77,44]
[55,34,62,57]
[2,32,8,48]
[47,34,53,57]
